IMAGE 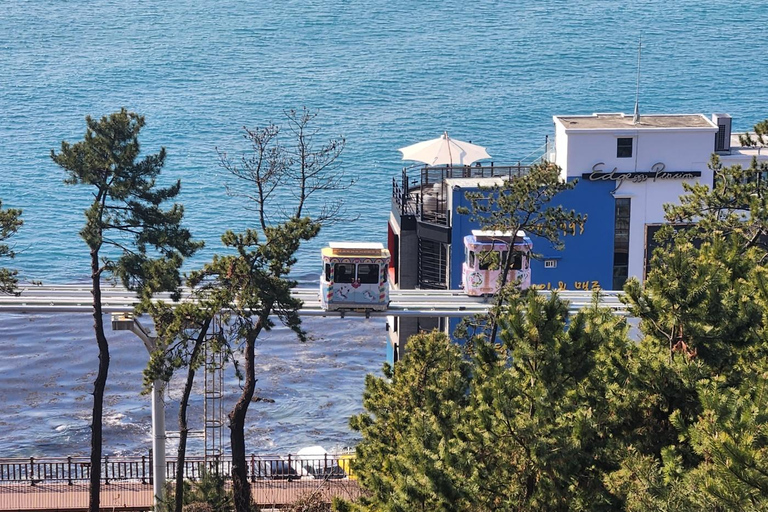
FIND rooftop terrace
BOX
[555,113,716,130]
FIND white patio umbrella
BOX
[398,132,491,166]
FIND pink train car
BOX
[462,230,533,296]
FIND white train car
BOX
[462,230,533,296]
[320,242,390,311]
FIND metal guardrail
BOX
[0,453,356,485]
[0,456,150,485]
[0,285,629,318]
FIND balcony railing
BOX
[393,163,532,226]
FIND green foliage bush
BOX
[351,154,768,511]
[158,470,233,512]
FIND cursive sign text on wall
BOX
[582,162,701,183]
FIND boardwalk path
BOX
[1,480,362,511]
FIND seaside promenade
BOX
[0,455,362,511]
[1,481,361,511]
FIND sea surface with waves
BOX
[0,0,766,457]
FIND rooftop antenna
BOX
[633,39,642,124]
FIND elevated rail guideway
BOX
[0,284,628,507]
[0,284,628,317]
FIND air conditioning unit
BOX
[712,113,732,154]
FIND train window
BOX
[478,252,491,270]
[334,263,354,283]
[478,250,501,270]
[325,263,332,281]
[512,252,523,270]
[357,263,379,284]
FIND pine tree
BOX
[143,299,215,512]
[457,162,586,341]
[664,154,768,257]
[0,199,22,294]
[349,331,472,512]
[220,108,352,512]
[350,292,634,512]
[51,109,202,512]
[684,372,768,510]
[146,107,351,512]
[460,291,630,511]
[607,156,768,510]
[738,119,768,148]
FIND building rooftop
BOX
[721,133,768,161]
[555,113,716,130]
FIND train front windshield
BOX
[325,263,382,284]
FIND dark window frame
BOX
[612,198,631,290]
[511,252,523,270]
[357,263,380,284]
[333,263,355,284]
[617,137,633,158]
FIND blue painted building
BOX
[448,178,618,293]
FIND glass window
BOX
[468,250,476,269]
[325,263,331,281]
[334,263,354,283]
[617,138,633,158]
[479,251,492,270]
[357,263,379,284]
[613,198,631,289]
[478,250,503,270]
[511,252,523,270]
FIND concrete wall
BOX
[554,120,569,181]
[562,129,716,180]
[389,211,419,289]
[559,123,719,282]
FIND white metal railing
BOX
[0,284,629,317]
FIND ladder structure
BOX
[203,317,225,469]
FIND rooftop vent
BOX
[713,113,732,154]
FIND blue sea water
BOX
[1,0,767,456]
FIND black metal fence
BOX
[0,454,362,510]
[0,456,150,485]
[0,453,357,486]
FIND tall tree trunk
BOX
[229,317,265,512]
[488,240,518,343]
[175,320,210,512]
[89,250,108,512]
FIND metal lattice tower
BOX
[203,316,224,465]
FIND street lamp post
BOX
[111,314,166,508]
